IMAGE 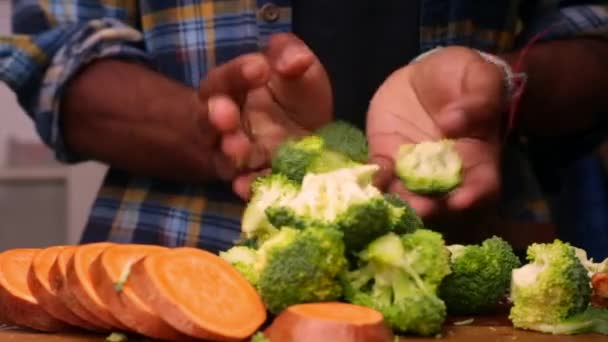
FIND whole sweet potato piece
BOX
[264,302,394,342]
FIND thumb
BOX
[264,33,333,130]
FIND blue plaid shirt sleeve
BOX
[519,2,608,43]
[0,2,149,162]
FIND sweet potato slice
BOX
[263,302,394,342]
[49,245,111,331]
[28,245,100,331]
[67,242,129,331]
[127,247,266,341]
[0,248,71,332]
[91,243,193,341]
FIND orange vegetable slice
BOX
[67,242,128,331]
[264,302,394,342]
[128,247,267,341]
[0,248,71,332]
[28,245,100,331]
[49,245,111,331]
[91,243,193,340]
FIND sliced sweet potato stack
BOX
[67,242,129,331]
[91,243,193,341]
[28,245,100,331]
[263,302,395,342]
[127,247,267,341]
[0,248,71,332]
[49,245,111,331]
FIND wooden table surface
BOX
[0,315,605,342]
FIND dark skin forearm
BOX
[62,59,212,182]
[501,38,608,137]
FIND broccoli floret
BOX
[265,164,392,253]
[575,247,608,277]
[241,174,299,244]
[383,193,423,234]
[438,236,521,315]
[395,139,462,195]
[255,226,348,314]
[343,230,451,336]
[223,226,347,314]
[271,135,358,183]
[314,120,369,163]
[509,240,593,334]
[219,246,259,285]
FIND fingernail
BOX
[278,45,310,70]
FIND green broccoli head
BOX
[509,240,592,332]
[314,120,369,163]
[343,230,451,336]
[271,135,358,183]
[383,193,423,234]
[219,246,259,285]
[265,164,392,253]
[241,174,299,244]
[395,139,463,195]
[256,226,348,314]
[439,236,521,315]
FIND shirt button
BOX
[260,3,280,23]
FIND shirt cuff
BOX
[517,5,608,45]
[37,18,151,163]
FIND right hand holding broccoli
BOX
[366,46,505,223]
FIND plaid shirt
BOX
[1,1,607,253]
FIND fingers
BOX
[199,53,271,105]
[445,142,501,212]
[265,33,317,78]
[207,95,241,133]
[233,169,272,201]
[264,33,333,130]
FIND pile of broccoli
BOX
[219,120,607,338]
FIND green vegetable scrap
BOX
[105,332,128,342]
[395,139,463,194]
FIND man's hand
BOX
[62,33,331,186]
[202,33,332,198]
[367,46,506,226]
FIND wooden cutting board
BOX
[0,318,605,342]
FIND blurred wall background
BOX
[0,0,107,250]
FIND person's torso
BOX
[83,0,535,253]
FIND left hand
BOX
[367,46,508,229]
[199,33,333,199]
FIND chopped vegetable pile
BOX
[221,121,608,340]
[0,120,606,342]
